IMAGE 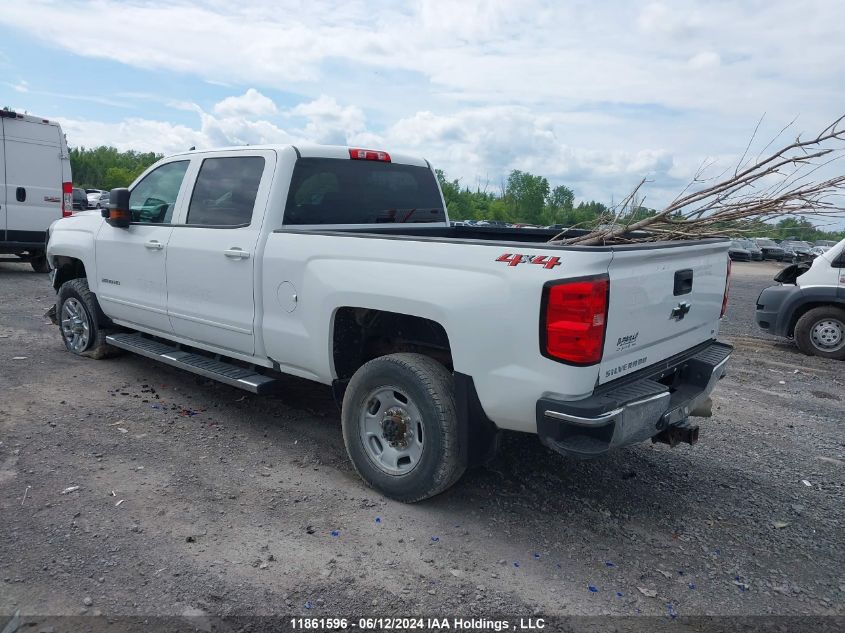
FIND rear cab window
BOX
[186,156,265,227]
[283,158,445,225]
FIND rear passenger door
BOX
[166,150,275,355]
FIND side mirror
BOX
[105,188,131,228]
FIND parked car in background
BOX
[72,188,88,212]
[814,240,837,248]
[0,110,73,273]
[810,245,830,257]
[756,237,845,360]
[752,238,785,261]
[728,240,752,262]
[781,240,813,263]
[85,188,105,209]
[96,191,110,209]
[735,238,763,261]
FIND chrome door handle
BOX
[145,240,164,250]
[223,248,250,259]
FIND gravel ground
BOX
[1,259,843,626]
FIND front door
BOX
[166,152,273,355]
[95,159,191,333]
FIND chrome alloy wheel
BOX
[60,298,91,353]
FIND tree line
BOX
[68,146,844,242]
[437,170,845,242]
[70,147,162,191]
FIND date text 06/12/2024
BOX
[289,617,546,630]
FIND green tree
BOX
[70,146,162,189]
[504,170,549,224]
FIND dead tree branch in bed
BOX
[550,115,845,245]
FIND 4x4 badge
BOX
[495,253,562,269]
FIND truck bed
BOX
[277,224,726,250]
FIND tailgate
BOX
[599,241,729,385]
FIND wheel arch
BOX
[331,307,498,468]
[786,295,845,337]
[331,307,453,381]
[51,256,88,291]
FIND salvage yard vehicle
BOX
[0,110,73,272]
[752,238,786,261]
[728,240,752,262]
[756,237,845,360]
[46,144,733,501]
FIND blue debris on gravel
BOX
[588,585,598,593]
[330,530,339,537]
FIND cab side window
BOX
[186,156,265,227]
[129,160,190,224]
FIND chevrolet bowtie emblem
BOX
[671,302,691,321]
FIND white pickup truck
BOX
[46,144,733,501]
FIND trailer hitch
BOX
[652,425,699,448]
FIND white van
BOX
[0,110,73,272]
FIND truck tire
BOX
[56,278,119,359]
[794,306,845,360]
[30,253,50,273]
[341,353,466,502]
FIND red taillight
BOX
[62,182,73,217]
[542,275,609,365]
[348,148,391,162]
[721,258,732,318]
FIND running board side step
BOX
[105,332,276,394]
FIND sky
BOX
[1,0,844,223]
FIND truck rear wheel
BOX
[794,306,845,360]
[56,278,118,359]
[341,353,466,502]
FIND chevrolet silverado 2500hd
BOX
[46,144,733,501]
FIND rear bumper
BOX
[536,341,732,458]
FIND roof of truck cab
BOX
[169,144,429,168]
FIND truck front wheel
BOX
[341,353,466,502]
[794,306,845,360]
[56,278,118,359]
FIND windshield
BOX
[283,158,446,225]
[756,239,776,247]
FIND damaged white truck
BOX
[46,144,733,501]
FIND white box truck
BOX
[0,110,73,272]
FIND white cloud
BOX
[4,0,844,219]
[288,95,367,145]
[213,88,278,118]
[688,51,721,70]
